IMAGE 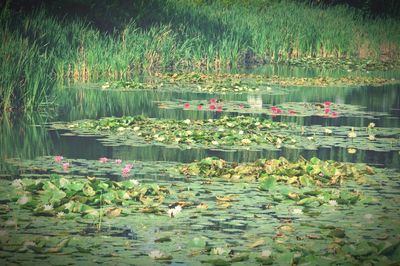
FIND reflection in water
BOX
[247,94,263,109]
[0,114,54,175]
[1,78,399,172]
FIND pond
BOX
[1,66,400,265]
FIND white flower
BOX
[156,136,165,142]
[211,247,228,255]
[348,128,357,138]
[368,134,375,141]
[324,128,332,135]
[167,205,182,218]
[266,86,272,91]
[241,139,252,145]
[183,119,191,125]
[129,179,139,186]
[11,179,23,188]
[56,212,65,218]
[218,127,225,132]
[226,122,234,128]
[64,201,73,210]
[307,136,314,140]
[149,250,164,259]
[133,126,140,131]
[101,82,110,89]
[368,122,375,128]
[43,204,53,211]
[211,141,219,145]
[185,131,193,136]
[276,138,282,145]
[238,130,244,135]
[364,213,373,220]
[117,127,125,132]
[261,249,272,257]
[328,200,338,206]
[17,195,29,205]
[174,137,181,143]
[347,148,357,154]
[292,208,303,215]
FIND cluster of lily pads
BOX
[181,156,372,206]
[158,98,390,119]
[52,115,298,150]
[2,155,399,265]
[51,115,400,153]
[99,71,398,94]
[287,57,400,71]
[5,174,171,218]
[155,72,397,87]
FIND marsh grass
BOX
[1,0,399,111]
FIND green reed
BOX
[1,0,399,112]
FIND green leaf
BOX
[259,176,276,191]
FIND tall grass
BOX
[1,0,399,112]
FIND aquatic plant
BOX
[52,115,400,152]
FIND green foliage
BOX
[1,0,399,111]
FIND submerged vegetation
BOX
[1,0,400,111]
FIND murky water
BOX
[1,67,400,265]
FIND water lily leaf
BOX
[155,236,172,243]
[297,197,319,206]
[248,239,265,248]
[83,184,96,197]
[39,187,66,205]
[105,207,122,217]
[259,176,276,191]
[215,194,237,202]
[231,254,249,262]
[329,228,346,238]
[255,256,273,265]
[378,240,400,256]
[67,182,85,192]
[189,237,208,248]
[46,238,70,253]
[203,259,230,266]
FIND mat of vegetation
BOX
[1,156,399,265]
[51,115,400,153]
[157,99,389,119]
[101,72,399,94]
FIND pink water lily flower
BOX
[115,159,122,164]
[331,112,338,118]
[216,105,223,112]
[54,155,63,163]
[288,110,296,115]
[324,101,332,106]
[324,108,330,114]
[63,162,70,172]
[99,157,108,163]
[239,104,244,109]
[183,103,190,109]
[122,167,131,178]
[209,98,216,104]
[125,164,134,169]
[197,105,203,110]
[209,104,216,110]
